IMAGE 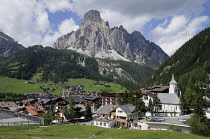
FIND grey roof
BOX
[97,104,117,114]
[84,94,99,101]
[158,93,180,104]
[43,97,70,105]
[73,96,86,103]
[170,74,177,84]
[118,104,136,115]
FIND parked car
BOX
[148,117,165,122]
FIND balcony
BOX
[116,119,127,123]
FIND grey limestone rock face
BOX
[0,32,24,57]
[52,10,169,64]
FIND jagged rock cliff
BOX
[53,10,169,64]
[0,32,24,57]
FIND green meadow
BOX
[0,77,45,94]
[0,77,126,94]
[67,78,126,93]
[0,125,208,139]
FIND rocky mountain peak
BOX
[83,10,101,23]
[52,10,169,65]
[0,32,24,57]
[81,10,108,28]
[0,32,15,42]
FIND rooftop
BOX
[158,93,180,104]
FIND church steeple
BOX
[170,74,177,84]
[169,74,178,95]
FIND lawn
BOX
[0,125,208,139]
[0,77,126,95]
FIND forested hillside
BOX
[146,27,210,136]
[0,45,154,90]
[146,27,210,101]
[146,27,210,88]
[147,28,210,111]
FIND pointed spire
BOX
[170,74,177,84]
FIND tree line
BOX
[0,45,153,91]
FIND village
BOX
[0,74,210,134]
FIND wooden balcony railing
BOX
[116,118,127,123]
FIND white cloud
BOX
[151,15,209,56]
[0,0,75,47]
[0,0,50,47]
[70,0,210,42]
[42,18,79,46]
[58,18,79,35]
[71,0,206,18]
[0,0,209,51]
[101,10,150,33]
[42,0,72,13]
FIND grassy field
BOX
[0,77,46,94]
[0,77,126,94]
[67,78,126,93]
[0,124,208,139]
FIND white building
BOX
[157,93,181,116]
[93,104,139,128]
[169,74,178,95]
[142,74,181,116]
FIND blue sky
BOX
[0,0,210,56]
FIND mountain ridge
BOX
[0,31,25,57]
[52,10,169,65]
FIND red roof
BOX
[25,105,45,116]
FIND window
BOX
[104,123,106,126]
[100,122,102,126]
[118,110,123,113]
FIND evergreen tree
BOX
[41,113,55,125]
[147,98,153,113]
[116,93,122,105]
[134,97,146,113]
[84,103,92,120]
[153,97,162,113]
[188,85,210,136]
[65,97,76,119]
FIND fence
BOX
[0,120,43,126]
[0,108,44,126]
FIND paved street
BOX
[142,115,191,125]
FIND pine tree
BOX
[189,85,210,136]
[84,103,92,120]
[148,98,153,113]
[116,93,122,105]
[65,96,76,119]
[153,97,162,113]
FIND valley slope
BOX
[0,45,154,90]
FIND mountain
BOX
[146,27,210,89]
[0,45,154,90]
[52,10,168,65]
[0,32,24,57]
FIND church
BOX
[141,74,181,116]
